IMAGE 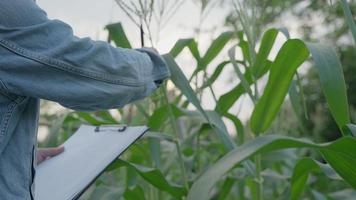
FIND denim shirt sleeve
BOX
[0,0,170,111]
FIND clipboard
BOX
[34,124,148,200]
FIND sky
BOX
[37,0,229,53]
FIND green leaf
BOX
[143,131,175,143]
[214,59,271,114]
[251,40,350,134]
[215,28,286,114]
[148,138,161,169]
[163,54,203,115]
[345,123,356,137]
[123,186,146,200]
[215,83,245,115]
[229,47,254,101]
[319,137,356,189]
[148,104,185,131]
[105,22,132,48]
[238,40,252,65]
[163,54,236,150]
[217,177,235,200]
[200,31,235,69]
[288,76,309,134]
[251,28,279,77]
[289,80,303,119]
[290,158,342,200]
[87,186,123,200]
[108,159,187,198]
[200,60,231,89]
[250,39,309,134]
[186,136,356,200]
[306,42,350,133]
[75,112,112,125]
[224,113,244,144]
[189,32,237,80]
[169,38,200,61]
[340,0,356,44]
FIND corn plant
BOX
[40,0,356,199]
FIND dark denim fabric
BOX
[0,0,170,199]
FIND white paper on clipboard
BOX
[34,124,148,200]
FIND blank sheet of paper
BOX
[34,125,148,200]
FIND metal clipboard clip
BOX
[94,125,127,133]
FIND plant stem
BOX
[203,70,218,104]
[161,86,189,189]
[296,72,309,120]
[254,154,263,200]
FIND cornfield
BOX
[39,0,356,199]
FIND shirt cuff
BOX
[135,47,171,87]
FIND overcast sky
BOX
[37,0,229,52]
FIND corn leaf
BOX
[186,136,356,200]
[199,31,235,69]
[123,186,146,200]
[319,137,356,189]
[108,159,187,198]
[306,42,350,133]
[105,22,132,48]
[346,123,356,137]
[215,28,286,114]
[340,0,356,44]
[169,38,200,61]
[163,54,236,150]
[251,40,350,134]
[290,158,342,200]
[76,112,113,125]
[251,28,279,77]
[200,60,232,89]
[148,104,185,131]
[217,177,235,200]
[251,39,309,134]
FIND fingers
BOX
[37,146,65,165]
[44,146,65,157]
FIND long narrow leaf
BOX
[123,186,146,200]
[340,0,356,44]
[214,59,271,114]
[199,31,235,69]
[169,38,200,61]
[346,123,356,136]
[290,158,342,200]
[215,28,286,114]
[200,60,231,89]
[108,159,187,198]
[105,22,132,48]
[163,54,236,150]
[229,47,255,102]
[250,39,309,134]
[186,136,356,200]
[251,28,279,77]
[306,43,350,133]
[251,40,350,135]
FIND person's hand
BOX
[37,146,65,165]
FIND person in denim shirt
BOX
[0,0,170,199]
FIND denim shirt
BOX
[0,0,170,199]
